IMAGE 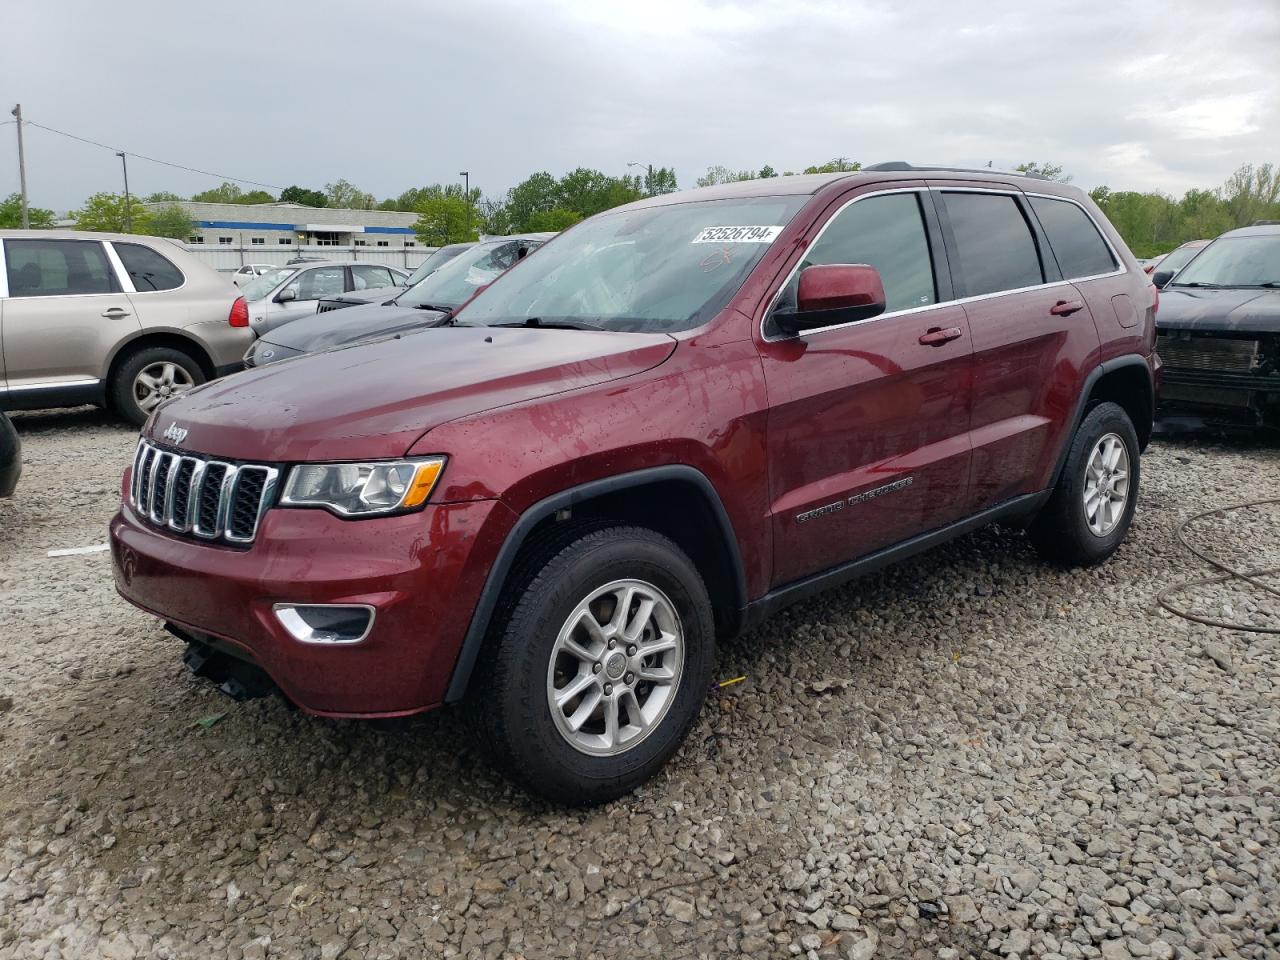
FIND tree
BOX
[142,204,195,239]
[641,166,679,196]
[477,196,513,235]
[279,185,327,207]
[143,191,183,203]
[1220,162,1279,227]
[0,193,55,228]
[696,165,755,187]
[802,158,861,174]
[240,189,275,204]
[325,179,377,209]
[524,208,582,232]
[191,182,246,203]
[1015,161,1071,183]
[413,195,480,246]
[757,165,778,179]
[505,172,561,231]
[73,192,152,233]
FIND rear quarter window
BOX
[113,242,185,292]
[1028,196,1117,279]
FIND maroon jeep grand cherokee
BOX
[111,164,1158,804]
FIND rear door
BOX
[758,186,974,587]
[933,187,1102,512]
[0,237,137,392]
[351,264,396,291]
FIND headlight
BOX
[280,457,446,517]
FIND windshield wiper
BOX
[1171,281,1223,288]
[1251,281,1280,288]
[492,317,606,331]
[408,302,454,312]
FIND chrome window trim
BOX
[1023,191,1127,282]
[107,239,190,296]
[0,239,124,300]
[101,241,135,294]
[760,185,1127,343]
[0,240,8,298]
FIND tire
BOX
[471,525,715,806]
[111,346,206,426]
[1029,401,1141,567]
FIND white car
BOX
[231,263,281,285]
[239,261,409,334]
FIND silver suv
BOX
[0,231,254,424]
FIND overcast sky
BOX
[4,0,1278,212]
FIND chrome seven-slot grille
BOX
[130,440,279,545]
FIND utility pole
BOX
[627,161,654,195]
[459,170,470,199]
[11,104,29,229]
[116,151,132,232]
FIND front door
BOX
[758,188,974,588]
[0,237,138,391]
[269,264,348,326]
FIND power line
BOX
[23,119,283,191]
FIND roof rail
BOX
[864,161,1050,181]
[1251,219,1280,226]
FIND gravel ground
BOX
[1,408,1277,960]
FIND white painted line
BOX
[47,544,110,557]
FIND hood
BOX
[326,286,403,306]
[146,327,677,462]
[260,303,448,353]
[1156,286,1280,334]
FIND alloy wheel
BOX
[134,362,195,413]
[1083,432,1130,537]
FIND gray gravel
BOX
[1,408,1277,960]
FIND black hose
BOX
[1156,498,1280,635]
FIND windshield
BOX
[455,197,808,332]
[405,245,470,285]
[399,239,539,310]
[1172,235,1280,287]
[1159,243,1206,277]
[241,267,296,301]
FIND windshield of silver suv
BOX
[1171,234,1280,288]
[454,197,808,332]
[397,239,539,311]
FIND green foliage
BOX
[802,158,860,174]
[279,185,328,207]
[143,191,183,203]
[524,208,583,232]
[190,182,273,204]
[413,195,481,246]
[387,185,479,212]
[72,192,152,233]
[757,165,778,179]
[0,193,55,228]
[640,166,679,196]
[142,204,195,239]
[1015,161,1071,183]
[696,166,755,187]
[478,196,513,235]
[324,179,377,210]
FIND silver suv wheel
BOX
[1083,432,1130,537]
[546,578,685,757]
[133,361,195,413]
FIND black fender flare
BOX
[444,465,748,702]
[1050,354,1154,488]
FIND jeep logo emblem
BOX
[162,422,188,444]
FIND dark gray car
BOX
[245,234,553,367]
[315,242,475,314]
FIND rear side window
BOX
[780,192,937,316]
[1029,196,1117,279]
[352,264,394,289]
[941,192,1044,297]
[4,239,118,297]
[113,242,185,292]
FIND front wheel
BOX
[1030,401,1141,566]
[472,526,715,805]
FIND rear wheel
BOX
[472,526,715,805]
[1030,401,1140,566]
[111,346,205,426]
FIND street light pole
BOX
[627,161,654,194]
[459,170,470,198]
[11,104,29,229]
[116,151,133,233]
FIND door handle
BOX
[1049,299,1085,317]
[101,308,132,318]
[918,326,963,346]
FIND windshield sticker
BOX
[692,225,783,244]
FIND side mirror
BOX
[775,264,886,335]
[1152,269,1173,289]
[276,287,298,303]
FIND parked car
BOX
[240,262,410,334]
[0,230,253,424]
[310,243,477,313]
[245,235,552,366]
[110,164,1156,804]
[0,411,19,497]
[1155,223,1280,427]
[231,263,280,285]
[1150,239,1211,288]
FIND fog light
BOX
[273,604,375,644]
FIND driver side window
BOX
[776,192,937,318]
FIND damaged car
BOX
[1155,223,1280,428]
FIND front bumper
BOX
[110,493,513,717]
